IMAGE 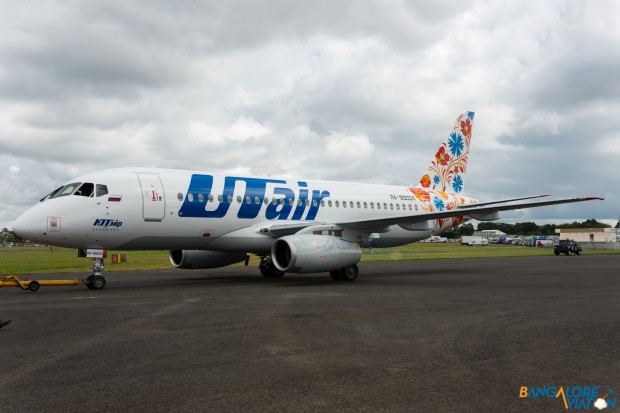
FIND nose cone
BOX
[13,206,46,243]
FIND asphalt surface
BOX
[1,255,619,412]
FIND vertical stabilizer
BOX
[415,112,474,194]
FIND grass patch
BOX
[1,243,618,275]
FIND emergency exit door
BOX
[137,174,166,221]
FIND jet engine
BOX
[169,250,247,270]
[271,235,361,273]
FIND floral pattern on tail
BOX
[408,112,474,231]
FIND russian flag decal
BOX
[108,195,122,202]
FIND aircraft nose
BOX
[13,208,46,243]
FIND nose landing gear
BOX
[85,257,107,290]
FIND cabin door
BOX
[137,173,166,221]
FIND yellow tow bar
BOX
[0,275,83,292]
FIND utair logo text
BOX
[93,219,123,228]
[178,175,330,221]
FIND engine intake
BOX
[271,235,361,273]
[169,250,247,270]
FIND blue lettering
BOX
[265,187,294,220]
[306,190,331,220]
[178,174,215,217]
[236,177,285,219]
[291,182,308,220]
[178,174,330,221]
[92,219,122,228]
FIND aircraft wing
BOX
[336,196,604,231]
[259,222,326,237]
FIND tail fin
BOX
[415,111,474,194]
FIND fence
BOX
[579,242,620,251]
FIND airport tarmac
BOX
[1,255,619,412]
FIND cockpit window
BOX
[48,182,82,199]
[40,186,63,202]
[74,183,94,197]
[96,184,108,197]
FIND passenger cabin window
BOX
[96,184,108,197]
[74,182,94,197]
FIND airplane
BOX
[12,112,603,289]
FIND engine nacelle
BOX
[271,235,361,273]
[169,250,247,270]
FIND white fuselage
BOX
[14,167,478,253]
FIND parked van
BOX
[468,238,488,246]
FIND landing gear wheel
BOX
[259,258,285,279]
[330,270,342,281]
[28,281,40,292]
[339,265,359,282]
[86,275,106,290]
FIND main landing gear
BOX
[85,257,107,290]
[329,264,359,282]
[259,257,285,278]
[258,256,359,282]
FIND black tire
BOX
[566,250,571,256]
[554,251,559,256]
[339,265,359,282]
[330,270,342,281]
[259,259,285,278]
[28,281,40,292]
[89,275,106,290]
[262,269,285,278]
[576,250,581,255]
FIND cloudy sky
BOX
[1,0,618,229]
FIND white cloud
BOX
[325,132,375,166]
[0,0,617,223]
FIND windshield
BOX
[48,182,82,199]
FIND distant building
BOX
[556,228,618,243]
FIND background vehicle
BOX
[554,240,582,256]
